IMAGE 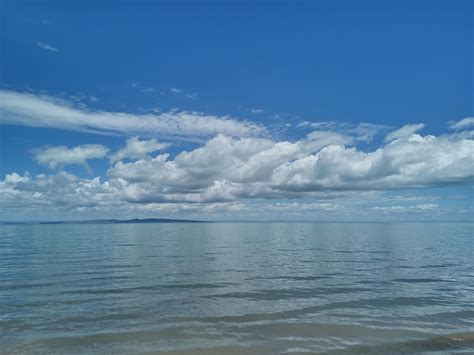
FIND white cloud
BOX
[1,120,473,221]
[272,133,474,192]
[110,137,169,163]
[351,123,389,142]
[385,123,425,142]
[37,41,59,52]
[304,130,353,149]
[107,127,474,203]
[0,90,265,140]
[250,108,264,114]
[1,170,470,222]
[450,117,474,130]
[297,121,337,129]
[298,121,388,143]
[372,204,438,213]
[32,144,109,171]
[4,172,30,184]
[106,131,356,202]
[170,88,197,99]
[0,171,123,220]
[0,171,334,220]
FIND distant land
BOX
[0,218,208,225]
[1,219,473,225]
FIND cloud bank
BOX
[2,120,473,220]
[107,127,474,203]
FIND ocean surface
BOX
[1,222,473,354]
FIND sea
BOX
[1,222,473,354]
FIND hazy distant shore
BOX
[0,218,208,225]
[2,220,473,225]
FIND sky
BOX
[0,0,473,221]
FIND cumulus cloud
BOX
[32,144,109,171]
[1,120,474,221]
[107,128,474,203]
[0,90,265,139]
[0,171,343,220]
[0,170,470,222]
[272,134,473,192]
[0,171,122,219]
[110,137,169,163]
[37,41,59,52]
[106,131,356,203]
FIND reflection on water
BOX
[0,222,473,353]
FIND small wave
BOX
[61,282,231,295]
[420,263,460,269]
[171,295,452,325]
[0,282,57,290]
[11,326,230,352]
[393,278,450,283]
[245,275,331,282]
[207,286,369,301]
[329,331,474,354]
[160,283,231,289]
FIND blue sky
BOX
[0,0,473,221]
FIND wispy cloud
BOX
[250,108,264,114]
[37,41,59,52]
[372,204,438,213]
[170,88,198,99]
[385,123,425,142]
[450,117,474,130]
[0,90,266,140]
[297,121,389,142]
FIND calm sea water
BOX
[1,222,473,354]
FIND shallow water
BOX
[1,222,473,353]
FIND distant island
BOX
[1,218,208,225]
